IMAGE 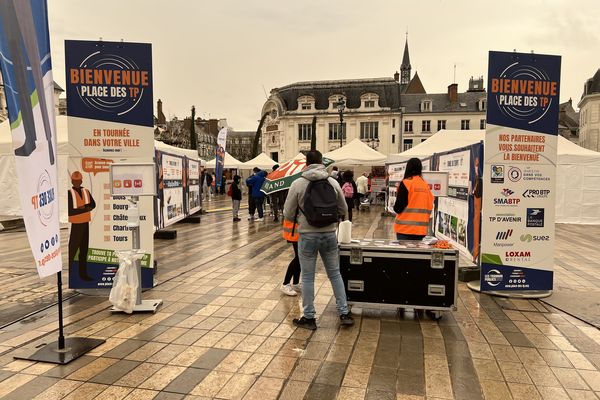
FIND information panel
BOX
[66,40,154,289]
[480,51,560,291]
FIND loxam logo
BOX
[520,234,550,242]
[496,229,513,240]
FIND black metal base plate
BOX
[458,266,480,282]
[154,230,177,239]
[13,337,105,365]
[181,215,201,224]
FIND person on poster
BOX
[156,152,165,228]
[393,158,434,240]
[68,171,95,281]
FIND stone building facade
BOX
[578,69,600,151]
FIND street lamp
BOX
[335,99,345,147]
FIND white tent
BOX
[241,152,277,170]
[386,129,600,225]
[0,115,204,222]
[205,151,244,169]
[324,138,387,166]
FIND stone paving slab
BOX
[0,204,599,399]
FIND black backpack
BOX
[302,178,338,227]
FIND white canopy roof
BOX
[324,138,387,166]
[205,151,244,169]
[0,115,203,222]
[241,152,277,170]
[386,129,600,225]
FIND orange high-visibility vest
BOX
[282,218,299,242]
[394,176,433,236]
[69,188,92,224]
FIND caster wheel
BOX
[426,310,443,321]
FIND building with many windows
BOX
[578,69,600,151]
[259,39,487,160]
[0,74,64,122]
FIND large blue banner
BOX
[481,51,561,292]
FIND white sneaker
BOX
[247,215,254,220]
[256,217,264,222]
[292,283,302,292]
[281,284,297,296]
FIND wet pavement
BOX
[0,199,599,399]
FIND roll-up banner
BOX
[215,127,228,191]
[481,51,560,292]
[155,150,185,228]
[65,40,154,289]
[0,0,61,277]
[187,157,201,214]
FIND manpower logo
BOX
[496,229,513,240]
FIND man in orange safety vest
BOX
[68,171,96,282]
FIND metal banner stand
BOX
[109,163,162,313]
[13,272,105,364]
[111,195,162,313]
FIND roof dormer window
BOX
[361,93,379,109]
[297,96,315,112]
[421,100,432,112]
[478,99,487,111]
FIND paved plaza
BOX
[0,201,600,400]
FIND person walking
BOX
[231,175,242,222]
[283,150,354,330]
[246,167,267,221]
[270,165,287,222]
[206,172,213,200]
[356,172,369,207]
[281,209,300,296]
[246,171,256,220]
[393,158,434,240]
[341,170,357,222]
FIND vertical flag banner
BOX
[0,0,61,277]
[65,40,154,289]
[481,51,561,291]
[215,127,228,191]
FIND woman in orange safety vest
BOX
[281,195,301,297]
[393,158,434,240]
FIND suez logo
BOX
[522,189,550,198]
[520,233,550,242]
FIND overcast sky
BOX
[48,0,599,130]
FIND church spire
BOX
[400,33,411,85]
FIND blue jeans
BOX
[254,197,264,218]
[298,232,349,319]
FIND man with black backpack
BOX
[283,150,354,330]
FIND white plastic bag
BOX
[337,220,352,244]
[109,250,144,313]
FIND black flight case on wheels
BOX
[339,239,458,319]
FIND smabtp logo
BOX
[501,188,514,197]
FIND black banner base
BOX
[154,230,177,239]
[459,266,480,282]
[13,337,105,365]
[181,215,201,224]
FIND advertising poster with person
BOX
[214,127,228,192]
[0,0,62,277]
[156,151,185,227]
[65,40,154,289]
[481,51,560,291]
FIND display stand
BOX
[13,271,104,364]
[109,163,162,313]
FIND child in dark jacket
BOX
[231,175,242,221]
